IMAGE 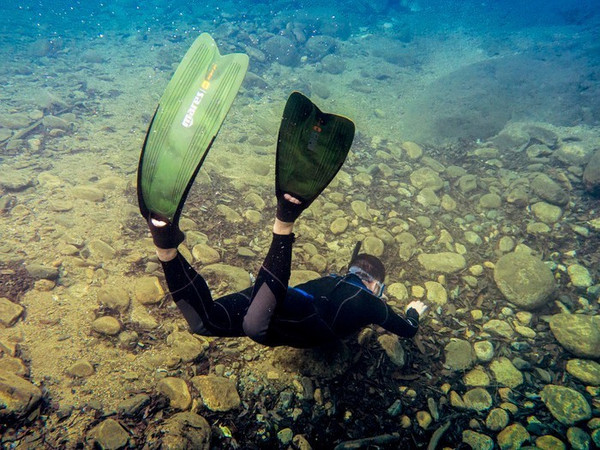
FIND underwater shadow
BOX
[400,51,600,145]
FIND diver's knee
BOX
[242,317,268,344]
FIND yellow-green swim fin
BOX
[138,33,248,224]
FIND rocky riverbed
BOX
[1,119,600,448]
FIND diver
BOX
[137,33,427,348]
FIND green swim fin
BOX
[275,91,355,222]
[138,33,249,224]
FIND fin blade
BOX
[276,92,355,203]
[139,33,249,222]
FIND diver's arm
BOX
[379,306,420,338]
[379,300,427,338]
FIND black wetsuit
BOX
[161,233,419,348]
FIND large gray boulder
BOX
[531,173,568,206]
[493,252,555,310]
[263,35,300,67]
[583,149,600,196]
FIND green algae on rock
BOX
[566,359,600,386]
[417,252,466,273]
[444,339,475,371]
[540,384,592,425]
[549,313,600,358]
[497,423,530,450]
[489,357,523,388]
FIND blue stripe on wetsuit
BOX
[289,287,314,300]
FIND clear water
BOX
[1,0,599,448]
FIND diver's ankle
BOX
[156,248,177,262]
[273,218,294,235]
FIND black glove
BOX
[406,307,420,327]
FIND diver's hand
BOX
[406,300,427,316]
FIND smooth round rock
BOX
[464,368,490,387]
[498,236,515,253]
[418,252,466,273]
[567,264,593,288]
[387,283,408,301]
[531,202,562,224]
[567,427,591,450]
[158,412,211,449]
[536,435,566,450]
[486,408,509,431]
[493,251,555,310]
[67,360,94,378]
[401,141,423,159]
[489,357,523,388]
[479,193,502,209]
[482,319,514,339]
[444,339,475,371]
[91,316,121,336]
[192,244,221,264]
[134,276,164,305]
[410,167,444,191]
[497,423,530,450]
[264,35,300,66]
[330,217,348,235]
[566,359,600,386]
[97,286,130,312]
[549,313,600,358]
[425,281,447,306]
[462,388,493,411]
[474,341,494,362]
[351,200,372,221]
[396,232,417,261]
[167,331,208,363]
[463,430,494,450]
[531,173,569,206]
[362,236,384,257]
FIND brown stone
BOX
[191,375,241,412]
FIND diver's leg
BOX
[242,213,296,344]
[159,251,248,336]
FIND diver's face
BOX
[364,278,385,297]
[349,266,385,297]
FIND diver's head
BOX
[348,253,386,297]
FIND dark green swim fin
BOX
[275,91,355,222]
[138,33,249,224]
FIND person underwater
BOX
[137,33,427,349]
